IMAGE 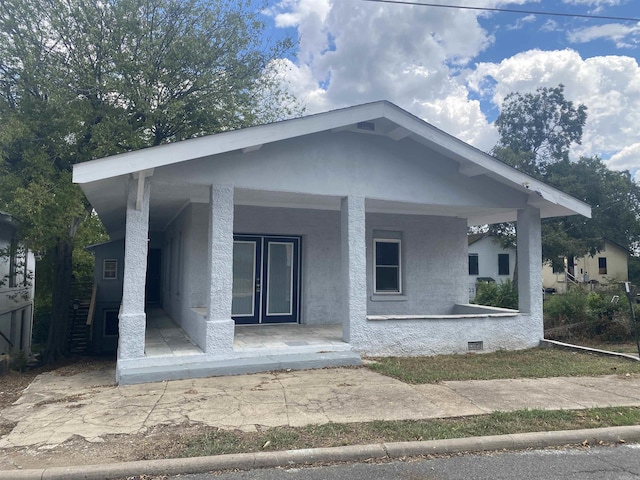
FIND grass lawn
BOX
[181,407,640,457]
[365,347,640,384]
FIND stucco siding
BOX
[163,203,207,347]
[366,213,468,315]
[356,314,539,356]
[153,133,529,210]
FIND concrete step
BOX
[117,350,362,385]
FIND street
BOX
[174,444,640,479]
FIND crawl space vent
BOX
[468,341,483,352]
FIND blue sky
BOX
[261,0,640,182]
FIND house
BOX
[542,239,629,293]
[467,233,516,300]
[0,212,35,357]
[72,101,591,384]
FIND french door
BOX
[232,235,300,324]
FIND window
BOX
[552,259,564,274]
[104,310,119,337]
[598,257,607,275]
[468,254,479,275]
[103,259,118,280]
[374,239,401,293]
[498,254,510,276]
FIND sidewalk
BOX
[1,365,640,475]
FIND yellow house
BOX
[542,239,629,293]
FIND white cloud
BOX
[506,14,536,31]
[568,23,640,48]
[269,1,640,182]
[467,49,640,165]
[609,143,640,174]
[562,0,622,6]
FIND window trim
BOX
[103,259,118,280]
[373,238,402,294]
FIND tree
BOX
[0,0,301,363]
[491,85,640,273]
[493,84,587,177]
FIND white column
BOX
[119,175,150,359]
[205,184,235,354]
[341,196,367,345]
[517,206,543,332]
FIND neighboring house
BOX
[468,233,516,300]
[72,101,590,384]
[542,239,629,293]
[0,212,35,356]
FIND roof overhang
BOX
[73,100,591,235]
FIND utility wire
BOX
[360,0,640,23]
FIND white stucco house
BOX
[0,212,35,357]
[72,101,591,384]
[467,233,516,300]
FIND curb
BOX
[2,426,640,480]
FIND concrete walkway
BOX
[2,366,640,451]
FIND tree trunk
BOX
[42,238,74,364]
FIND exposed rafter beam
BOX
[132,169,154,211]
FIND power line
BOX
[359,0,640,23]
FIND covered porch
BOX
[123,308,357,385]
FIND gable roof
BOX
[73,100,591,232]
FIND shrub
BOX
[473,280,518,310]
[544,288,589,329]
[544,287,630,341]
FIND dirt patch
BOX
[0,423,212,470]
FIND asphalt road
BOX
[175,444,640,480]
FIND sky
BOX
[261,0,640,183]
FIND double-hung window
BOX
[374,238,401,294]
[103,259,118,280]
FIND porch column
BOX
[517,206,543,332]
[205,184,235,354]
[119,175,151,359]
[341,196,367,345]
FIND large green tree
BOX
[0,0,300,363]
[493,84,587,177]
[490,85,640,271]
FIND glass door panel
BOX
[266,242,293,315]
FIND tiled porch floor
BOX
[144,308,345,357]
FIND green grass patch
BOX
[365,347,640,384]
[180,407,640,457]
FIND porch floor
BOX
[145,308,345,357]
[121,309,357,385]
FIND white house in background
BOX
[0,212,35,356]
[467,233,516,300]
[72,101,591,384]
[542,239,629,293]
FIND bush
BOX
[473,280,518,310]
[544,288,589,329]
[544,287,630,341]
